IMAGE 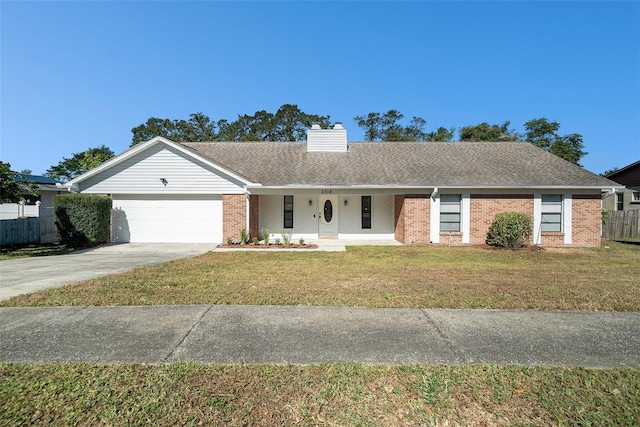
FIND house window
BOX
[284,195,294,228]
[541,194,562,232]
[617,193,624,210]
[361,196,372,229]
[632,192,640,203]
[440,194,461,232]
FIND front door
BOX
[318,195,338,238]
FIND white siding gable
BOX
[78,143,245,194]
[307,124,348,152]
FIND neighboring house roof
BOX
[15,174,61,185]
[179,141,620,189]
[605,160,640,187]
[13,174,64,194]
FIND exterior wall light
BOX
[344,199,348,206]
[160,178,168,186]
[309,199,313,206]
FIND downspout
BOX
[246,192,250,237]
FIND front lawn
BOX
[0,243,74,260]
[2,242,638,311]
[3,243,638,425]
[1,363,638,426]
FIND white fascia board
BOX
[65,137,254,188]
[246,185,436,196]
[246,184,620,194]
[246,185,436,191]
[429,185,625,191]
[246,184,622,190]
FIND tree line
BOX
[40,104,587,181]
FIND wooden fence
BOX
[0,217,40,247]
[602,210,640,240]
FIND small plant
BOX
[226,237,233,245]
[280,230,293,246]
[240,228,249,245]
[275,238,281,245]
[299,238,305,246]
[486,212,533,249]
[252,237,259,245]
[261,228,270,245]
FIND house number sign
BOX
[321,189,333,194]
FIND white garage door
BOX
[112,195,223,243]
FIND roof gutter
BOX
[245,184,625,191]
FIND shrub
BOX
[280,230,292,246]
[240,228,249,245]
[260,227,270,245]
[486,212,533,249]
[54,194,112,248]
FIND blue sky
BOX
[2,1,639,177]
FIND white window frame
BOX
[541,194,563,232]
[440,194,461,232]
[430,193,470,244]
[534,194,571,245]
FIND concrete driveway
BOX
[0,243,219,301]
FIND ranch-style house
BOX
[65,124,622,247]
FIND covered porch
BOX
[245,190,406,243]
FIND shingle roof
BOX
[179,141,619,188]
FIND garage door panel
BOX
[112,195,223,243]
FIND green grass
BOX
[0,243,74,260]
[1,363,637,426]
[2,243,639,425]
[2,242,638,311]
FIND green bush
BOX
[486,212,533,249]
[54,194,112,248]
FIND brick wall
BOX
[394,195,405,243]
[470,194,534,245]
[572,194,602,247]
[395,192,600,247]
[223,194,246,242]
[439,231,463,246]
[540,232,565,247]
[400,195,430,244]
[249,195,259,239]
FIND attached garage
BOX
[112,195,223,243]
[65,137,251,244]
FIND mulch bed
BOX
[220,243,319,249]
[473,243,545,251]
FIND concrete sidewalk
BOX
[1,305,638,367]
